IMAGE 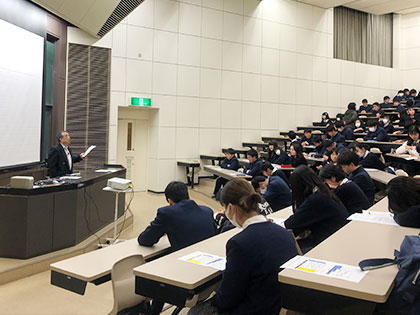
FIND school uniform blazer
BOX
[383,123,395,134]
[348,167,375,206]
[360,152,387,171]
[137,199,217,252]
[314,143,326,155]
[381,102,393,109]
[284,192,348,250]
[358,105,373,113]
[243,159,263,177]
[394,205,420,228]
[334,180,370,214]
[299,135,313,145]
[331,132,346,145]
[220,156,240,171]
[288,155,307,167]
[47,143,82,178]
[272,169,289,186]
[364,127,389,142]
[212,221,298,315]
[262,176,292,211]
[268,151,289,165]
[341,127,355,140]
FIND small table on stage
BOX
[177,160,201,189]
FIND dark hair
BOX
[362,99,368,103]
[367,119,379,127]
[319,164,347,182]
[336,113,344,120]
[304,129,312,134]
[384,96,390,101]
[261,162,274,172]
[335,121,344,129]
[325,124,336,133]
[268,141,278,148]
[408,125,420,135]
[221,178,262,213]
[404,88,409,93]
[337,150,360,166]
[246,149,258,158]
[324,139,334,148]
[416,142,420,153]
[251,175,267,190]
[226,148,236,155]
[57,130,67,142]
[288,130,296,140]
[386,177,420,214]
[348,141,368,152]
[290,142,304,157]
[322,112,330,119]
[290,165,337,211]
[348,102,356,110]
[373,102,380,107]
[410,89,417,94]
[164,181,189,203]
[313,135,322,144]
[393,96,401,103]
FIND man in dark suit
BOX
[138,181,217,315]
[47,131,84,177]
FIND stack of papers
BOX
[179,251,226,271]
[347,210,398,226]
[281,255,368,283]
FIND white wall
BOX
[71,0,402,191]
[400,11,420,88]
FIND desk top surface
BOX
[278,221,419,302]
[133,208,293,290]
[50,236,171,282]
[177,160,201,166]
[365,169,396,185]
[386,153,420,162]
[203,165,252,179]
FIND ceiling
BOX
[297,0,420,15]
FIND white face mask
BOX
[383,119,388,124]
[275,149,281,155]
[355,122,361,128]
[226,204,241,228]
[260,187,267,194]
[336,118,341,121]
[356,151,364,158]
[369,127,376,132]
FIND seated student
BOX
[252,175,292,212]
[364,120,389,142]
[289,142,308,167]
[359,99,372,114]
[343,102,358,128]
[403,106,420,130]
[335,120,355,140]
[380,114,395,134]
[337,150,376,206]
[386,176,420,228]
[266,142,289,165]
[396,125,420,155]
[335,113,344,123]
[381,96,392,109]
[299,129,313,146]
[392,96,405,112]
[320,164,370,215]
[243,149,262,177]
[212,148,240,197]
[371,102,383,118]
[353,119,365,133]
[189,179,298,315]
[404,88,411,100]
[261,162,289,186]
[326,124,345,146]
[284,166,348,253]
[349,142,392,173]
[288,130,298,144]
[312,135,325,156]
[320,112,331,126]
[138,181,217,315]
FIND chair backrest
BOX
[395,169,409,177]
[287,229,303,256]
[109,254,146,315]
[370,148,386,164]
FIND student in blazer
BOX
[349,142,391,173]
[243,149,262,177]
[320,164,370,215]
[47,131,84,178]
[212,148,240,196]
[364,120,389,142]
[188,179,297,315]
[387,177,420,228]
[252,175,292,212]
[337,150,376,206]
[284,166,348,253]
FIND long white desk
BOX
[365,169,397,185]
[203,165,252,180]
[50,236,170,295]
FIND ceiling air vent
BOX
[97,0,144,37]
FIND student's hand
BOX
[394,130,403,134]
[216,209,225,215]
[323,155,329,161]
[316,165,323,171]
[376,113,380,118]
[361,110,366,114]
[80,153,85,159]
[302,141,308,146]
[238,168,244,173]
[393,140,404,143]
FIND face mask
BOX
[399,93,404,97]
[369,127,375,132]
[226,204,241,228]
[275,149,281,155]
[383,119,388,124]
[356,152,364,158]
[355,122,361,128]
[336,118,341,121]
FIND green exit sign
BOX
[131,97,151,106]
